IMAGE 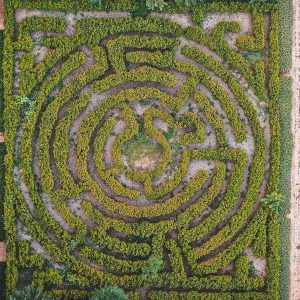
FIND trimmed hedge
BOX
[2,1,284,299]
[278,76,292,300]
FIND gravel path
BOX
[290,0,300,298]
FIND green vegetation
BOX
[89,0,102,6]
[91,286,128,300]
[261,193,284,211]
[146,0,167,11]
[2,0,285,299]
[278,77,292,299]
[9,286,55,300]
[141,256,164,281]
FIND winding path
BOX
[290,0,300,298]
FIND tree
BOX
[9,286,55,300]
[146,0,168,11]
[141,256,164,281]
[91,286,128,300]
[261,192,284,211]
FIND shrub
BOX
[141,256,164,281]
[91,286,128,300]
[146,0,167,11]
[9,286,56,300]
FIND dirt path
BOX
[0,242,6,262]
[290,0,300,298]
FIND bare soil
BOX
[244,247,266,277]
[202,13,252,50]
[0,132,4,143]
[0,242,6,262]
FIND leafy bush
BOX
[141,256,164,281]
[261,193,284,211]
[91,286,128,300]
[146,0,167,11]
[9,286,55,300]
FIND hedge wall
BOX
[2,0,287,299]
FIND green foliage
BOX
[19,95,35,116]
[250,0,269,3]
[19,95,31,105]
[279,0,292,72]
[163,127,174,140]
[241,51,264,62]
[0,263,5,300]
[91,286,128,300]
[146,0,167,11]
[261,192,284,211]
[175,0,199,6]
[249,261,258,277]
[0,143,5,241]
[9,286,55,300]
[89,0,102,6]
[141,256,164,281]
[278,77,292,300]
[2,2,283,299]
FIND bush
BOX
[141,256,164,281]
[9,286,56,300]
[91,286,128,300]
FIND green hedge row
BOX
[0,28,5,300]
[278,77,292,299]
[5,0,278,13]
[278,0,292,297]
[2,2,283,299]
[177,45,270,270]
[279,0,292,72]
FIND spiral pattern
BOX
[8,11,277,298]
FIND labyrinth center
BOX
[5,9,280,298]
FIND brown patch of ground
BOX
[0,242,6,262]
[244,247,266,277]
[133,155,162,173]
[0,132,4,143]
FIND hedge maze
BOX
[3,1,282,299]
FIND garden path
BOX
[0,242,6,262]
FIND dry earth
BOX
[0,132,4,143]
[0,242,6,262]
